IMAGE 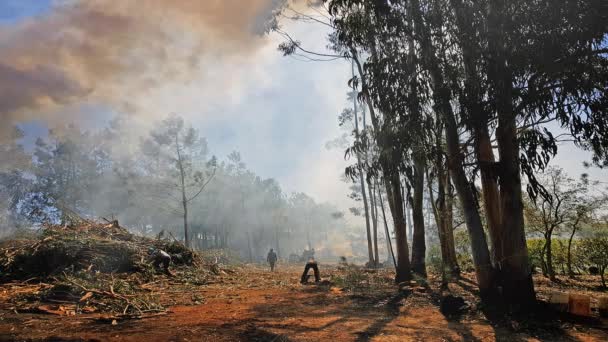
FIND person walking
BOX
[267,248,278,272]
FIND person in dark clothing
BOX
[149,248,173,276]
[300,257,320,283]
[267,248,278,271]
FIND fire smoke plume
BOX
[0,0,287,139]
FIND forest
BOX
[276,0,608,308]
[0,0,608,341]
[0,115,348,263]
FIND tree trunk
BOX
[445,176,460,276]
[540,242,548,276]
[567,218,580,278]
[410,0,496,301]
[351,52,410,278]
[545,232,556,281]
[378,180,397,269]
[428,163,460,279]
[444,118,496,300]
[385,173,412,282]
[405,194,413,243]
[489,0,536,308]
[351,60,375,266]
[411,158,427,276]
[476,127,503,266]
[176,136,190,249]
[369,179,380,267]
[449,0,503,269]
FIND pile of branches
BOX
[0,220,212,319]
[0,221,197,280]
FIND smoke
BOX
[0,0,288,140]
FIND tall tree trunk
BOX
[411,158,427,276]
[444,118,496,300]
[489,0,536,307]
[545,230,556,281]
[351,60,375,266]
[476,127,503,265]
[176,135,190,248]
[545,235,554,280]
[449,0,503,268]
[369,179,380,267]
[351,52,411,279]
[567,218,580,278]
[405,193,413,243]
[385,173,412,282]
[445,176,459,275]
[428,171,449,279]
[428,162,460,279]
[410,0,496,300]
[378,180,397,269]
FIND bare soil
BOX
[0,264,607,341]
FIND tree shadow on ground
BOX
[353,292,409,342]
[239,322,292,342]
[451,278,599,341]
[243,285,409,341]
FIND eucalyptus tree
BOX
[324,0,608,307]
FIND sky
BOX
[0,0,52,23]
[0,0,606,223]
[0,0,355,217]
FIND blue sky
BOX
[0,0,53,23]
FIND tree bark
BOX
[351,59,375,266]
[428,160,460,278]
[476,128,503,266]
[489,0,536,307]
[175,134,190,248]
[369,179,380,267]
[410,0,496,300]
[444,177,459,275]
[378,180,397,269]
[449,0,503,268]
[351,51,411,280]
[411,158,427,276]
[545,229,556,281]
[385,173,412,282]
[566,216,581,278]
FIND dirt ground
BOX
[0,264,607,342]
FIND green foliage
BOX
[332,266,369,293]
[426,244,443,274]
[454,230,473,272]
[527,238,545,273]
[578,236,608,287]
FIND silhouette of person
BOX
[267,248,278,272]
[300,257,320,283]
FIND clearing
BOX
[0,264,607,341]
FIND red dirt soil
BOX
[0,265,607,341]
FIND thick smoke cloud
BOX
[0,0,287,140]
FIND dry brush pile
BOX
[0,221,224,321]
